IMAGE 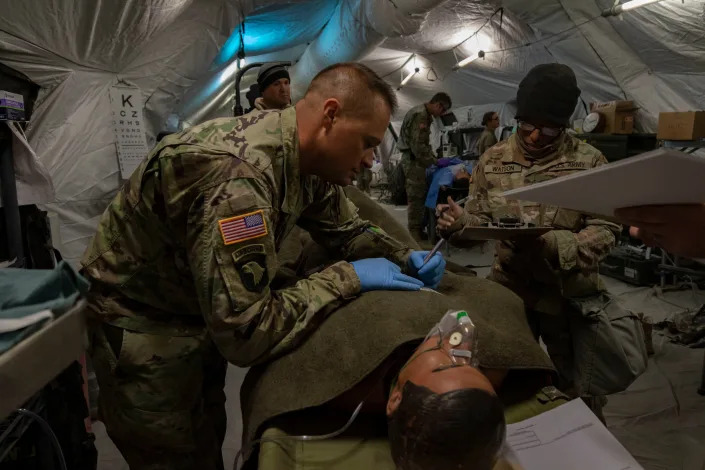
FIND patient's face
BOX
[386,335,496,416]
[455,168,471,181]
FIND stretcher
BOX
[252,388,568,470]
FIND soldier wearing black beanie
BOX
[255,63,291,111]
[436,63,640,421]
[516,63,581,127]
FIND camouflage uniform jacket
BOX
[397,104,435,168]
[449,133,621,314]
[254,97,291,111]
[81,107,412,366]
[477,128,498,155]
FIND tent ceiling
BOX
[214,0,338,65]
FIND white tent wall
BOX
[0,0,704,267]
[380,0,704,129]
[549,0,704,131]
[380,2,613,126]
[0,0,254,266]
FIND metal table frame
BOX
[0,123,25,267]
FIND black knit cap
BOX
[516,63,581,127]
[257,63,290,93]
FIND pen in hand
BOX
[422,195,472,266]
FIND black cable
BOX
[381,7,504,81]
[483,15,601,55]
[437,12,603,81]
[16,408,67,470]
[238,20,246,60]
[385,10,603,86]
[452,8,504,51]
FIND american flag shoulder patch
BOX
[218,210,268,245]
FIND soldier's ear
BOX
[387,385,403,416]
[322,98,341,127]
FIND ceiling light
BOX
[602,0,664,17]
[455,50,485,69]
[399,67,420,89]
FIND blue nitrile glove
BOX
[350,258,424,293]
[408,251,446,289]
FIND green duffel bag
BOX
[569,293,648,396]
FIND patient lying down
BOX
[239,273,561,470]
[385,310,506,470]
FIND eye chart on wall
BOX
[109,86,149,179]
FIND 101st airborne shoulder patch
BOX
[231,244,269,293]
[218,210,268,245]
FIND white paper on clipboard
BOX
[502,398,643,470]
[501,149,705,220]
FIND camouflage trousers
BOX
[401,154,428,235]
[88,321,227,470]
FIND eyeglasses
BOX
[518,121,563,137]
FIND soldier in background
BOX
[254,63,292,111]
[82,63,446,470]
[477,111,499,155]
[397,92,452,244]
[437,64,646,414]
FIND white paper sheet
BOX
[504,399,643,470]
[501,149,705,219]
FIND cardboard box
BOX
[657,111,705,141]
[0,89,25,121]
[590,100,637,135]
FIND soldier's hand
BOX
[408,251,446,289]
[350,258,424,293]
[436,196,463,230]
[615,204,705,259]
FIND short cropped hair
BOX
[430,92,452,110]
[306,62,398,115]
[388,381,506,470]
[482,111,497,126]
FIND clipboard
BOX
[451,224,552,241]
[500,148,705,221]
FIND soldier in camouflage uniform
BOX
[82,63,446,470]
[254,63,291,111]
[477,111,499,155]
[397,92,452,243]
[437,64,639,408]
